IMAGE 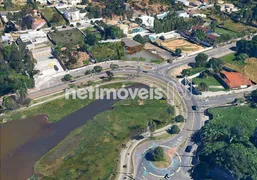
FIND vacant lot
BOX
[34,97,174,179]
[41,7,66,26]
[49,29,85,46]
[193,76,222,86]
[209,105,257,137]
[161,39,204,54]
[90,42,125,62]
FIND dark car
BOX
[185,145,193,153]
[54,65,59,71]
[192,106,198,111]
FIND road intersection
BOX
[27,43,255,180]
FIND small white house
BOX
[138,16,155,28]
[63,7,80,22]
[177,11,190,18]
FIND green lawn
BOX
[49,29,85,46]
[221,53,236,64]
[209,105,257,137]
[150,59,164,64]
[189,67,206,76]
[215,27,238,37]
[193,76,221,86]
[34,97,174,179]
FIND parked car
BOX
[54,65,59,71]
[192,106,198,111]
[185,145,193,153]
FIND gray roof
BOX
[122,38,141,47]
[66,7,79,13]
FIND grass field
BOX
[49,29,85,46]
[188,67,206,76]
[161,39,204,54]
[209,105,257,137]
[193,76,221,86]
[215,27,238,37]
[150,59,164,64]
[34,97,174,179]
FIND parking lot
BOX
[32,47,64,88]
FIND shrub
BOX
[174,115,185,122]
[168,125,180,134]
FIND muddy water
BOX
[0,84,147,180]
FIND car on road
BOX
[54,65,59,71]
[192,106,198,111]
[185,145,193,153]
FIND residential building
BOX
[16,30,48,50]
[63,7,80,21]
[176,0,190,6]
[177,11,190,18]
[1,33,14,44]
[215,71,253,89]
[61,0,82,5]
[121,38,143,55]
[138,16,155,28]
[220,3,238,13]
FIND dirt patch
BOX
[137,100,144,105]
[161,39,204,54]
[70,51,90,69]
[170,64,191,77]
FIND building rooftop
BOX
[122,38,141,47]
[220,71,253,89]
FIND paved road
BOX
[27,42,246,180]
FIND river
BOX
[0,84,147,180]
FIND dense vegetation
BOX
[192,103,257,179]
[0,43,35,97]
[236,35,257,57]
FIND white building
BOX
[192,13,207,18]
[177,11,190,18]
[220,3,238,13]
[138,16,155,28]
[176,0,190,6]
[35,0,47,5]
[63,7,80,22]
[61,0,82,5]
[17,30,48,50]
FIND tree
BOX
[168,125,180,134]
[175,48,182,56]
[133,34,145,45]
[174,115,184,122]
[167,106,174,116]
[85,34,97,46]
[210,20,217,30]
[235,53,248,61]
[85,70,92,75]
[206,58,223,72]
[191,163,210,179]
[51,13,62,23]
[93,66,102,73]
[251,90,257,103]
[198,82,209,91]
[110,64,119,70]
[195,53,208,67]
[152,146,164,161]
[63,74,72,81]
[2,96,19,110]
[106,71,114,80]
[181,69,191,77]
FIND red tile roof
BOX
[220,71,253,89]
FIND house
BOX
[61,0,82,5]
[220,3,238,13]
[16,30,48,50]
[192,26,212,34]
[1,33,14,44]
[215,71,253,89]
[32,18,46,30]
[176,0,190,6]
[63,7,80,22]
[177,11,190,18]
[121,38,143,55]
[138,16,155,28]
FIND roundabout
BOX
[140,145,181,178]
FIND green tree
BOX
[110,64,119,70]
[198,82,209,91]
[133,34,145,45]
[85,34,97,46]
[168,125,180,134]
[152,146,164,161]
[181,69,191,77]
[195,53,208,67]
[63,74,72,81]
[175,48,182,56]
[85,70,92,75]
[93,66,102,73]
[174,115,184,122]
